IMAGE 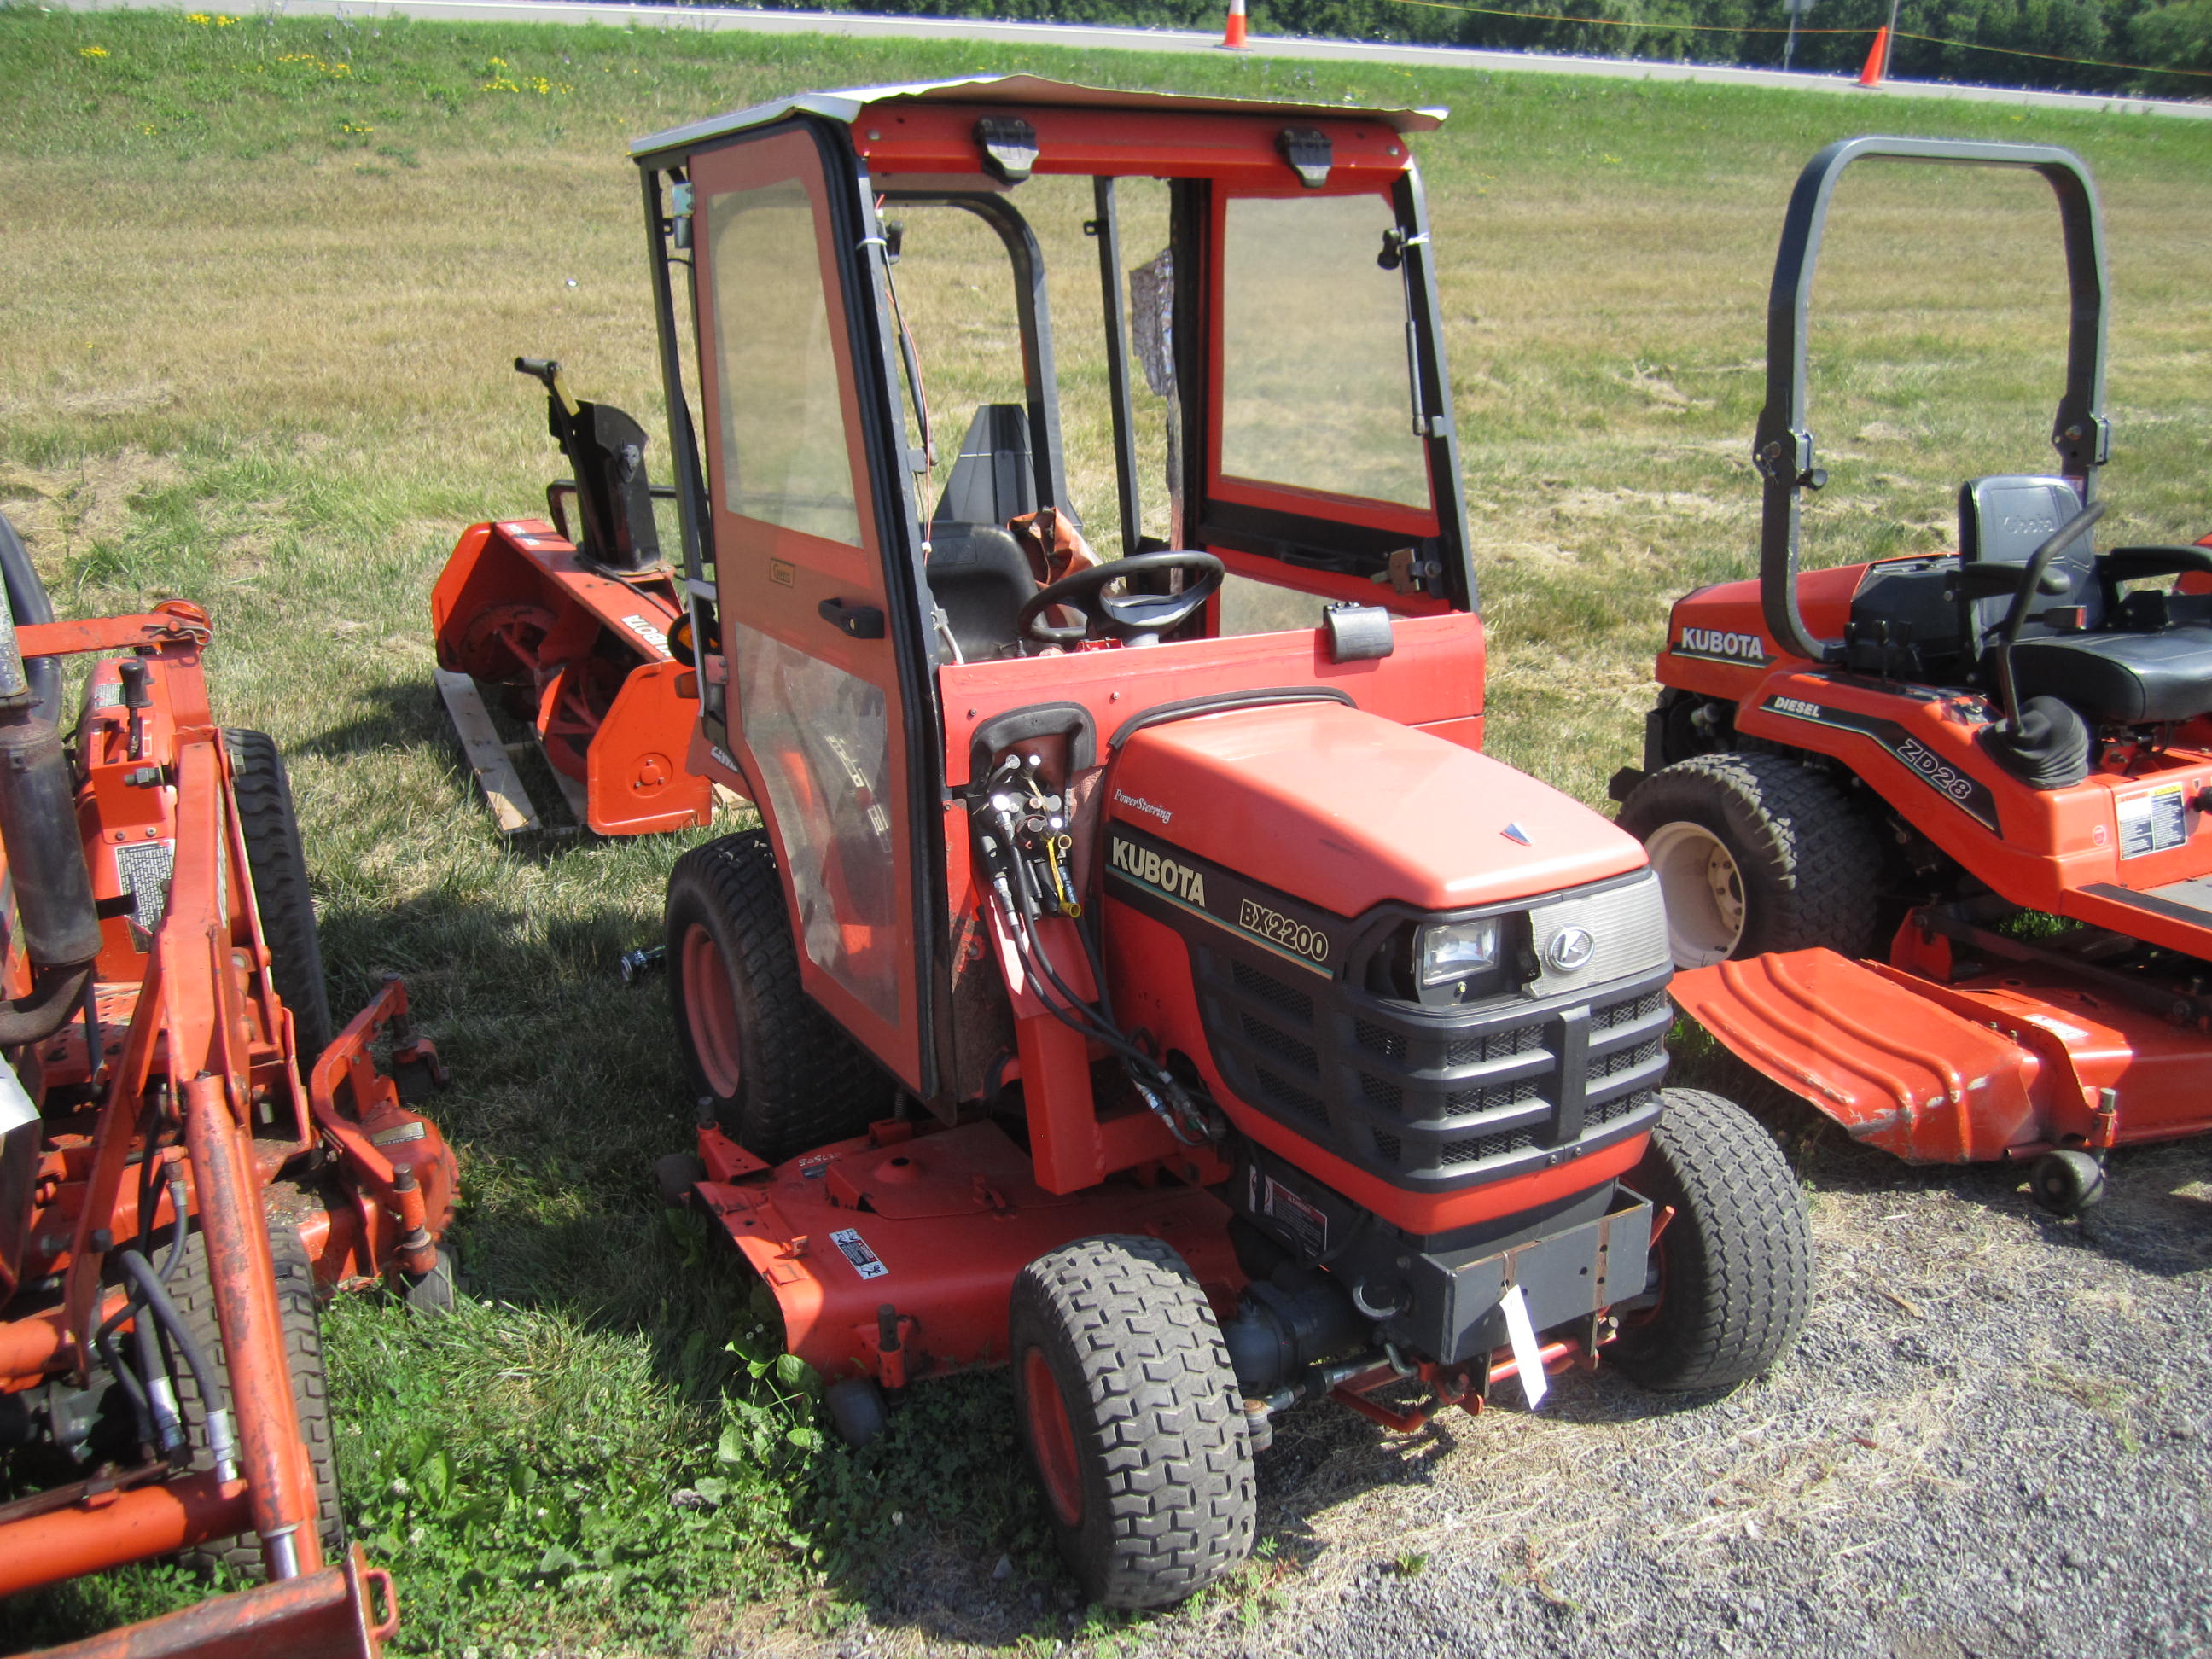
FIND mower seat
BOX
[2009,629,2212,725]
[1959,475,2212,727]
[924,526,1038,659]
[920,404,1045,659]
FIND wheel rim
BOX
[680,922,744,1099]
[1021,1346,1085,1528]
[1644,821,1748,968]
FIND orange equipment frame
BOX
[0,603,454,1656]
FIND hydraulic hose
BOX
[111,1248,238,1480]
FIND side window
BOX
[1219,193,1429,509]
[705,179,863,546]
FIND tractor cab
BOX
[629,79,1808,1606]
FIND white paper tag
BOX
[0,1061,36,1136]
[1499,1284,1548,1411]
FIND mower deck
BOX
[696,1121,1242,1384]
[1672,948,2212,1163]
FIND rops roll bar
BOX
[1751,136,2110,666]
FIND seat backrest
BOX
[923,526,1037,659]
[932,404,1038,532]
[1957,474,2103,650]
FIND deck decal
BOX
[1758,694,1998,830]
[830,1227,888,1280]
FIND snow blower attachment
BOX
[430,358,711,836]
[0,513,456,1657]
[1614,136,2212,1214]
[623,77,1813,1608]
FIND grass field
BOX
[0,7,2209,1653]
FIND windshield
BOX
[1218,193,1429,509]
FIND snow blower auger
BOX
[0,509,457,1656]
[626,77,1813,1608]
[430,357,713,836]
[1611,136,2212,1217]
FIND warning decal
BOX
[1249,1169,1329,1257]
[829,1227,888,1281]
[2116,784,2190,860]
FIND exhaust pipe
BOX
[0,572,101,1047]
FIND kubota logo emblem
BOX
[1545,926,1596,973]
[1108,835,1207,906]
[1675,627,1767,663]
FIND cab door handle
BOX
[818,598,886,640]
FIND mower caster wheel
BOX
[825,1377,889,1448]
[1010,1236,1255,1610]
[2030,1150,2106,1215]
[655,1152,707,1208]
[401,1243,460,1316]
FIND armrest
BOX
[2100,544,2212,583]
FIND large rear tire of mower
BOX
[1619,751,1889,969]
[224,729,335,1062]
[665,830,885,1165]
[170,1219,346,1575]
[1009,1236,1255,1610]
[1610,1088,1812,1394]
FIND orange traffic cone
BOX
[1220,0,1249,50]
[1857,25,1889,85]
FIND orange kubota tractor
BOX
[442,77,1814,1607]
[1614,137,2212,1215]
[0,509,457,1656]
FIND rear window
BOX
[1219,193,1429,509]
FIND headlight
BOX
[1417,916,1501,987]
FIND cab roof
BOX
[631,73,1447,161]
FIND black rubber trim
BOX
[1107,686,1353,754]
[2081,882,2212,928]
[972,701,1097,784]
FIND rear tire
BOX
[1610,1088,1812,1394]
[1009,1236,1254,1609]
[664,830,884,1165]
[1619,751,1889,969]
[224,730,334,1061]
[171,1220,345,1575]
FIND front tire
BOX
[664,830,884,1164]
[1010,1236,1254,1609]
[171,1220,346,1575]
[1619,751,1889,969]
[1610,1088,1813,1394]
[224,730,333,1061]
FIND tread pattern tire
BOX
[1610,1088,1813,1393]
[1010,1236,1254,1609]
[223,730,334,1062]
[1620,750,1890,962]
[168,1220,345,1574]
[664,830,884,1165]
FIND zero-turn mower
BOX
[522,76,1818,1607]
[1613,136,2212,1216]
[0,509,457,1655]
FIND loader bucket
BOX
[429,518,713,835]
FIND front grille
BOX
[1190,923,1673,1193]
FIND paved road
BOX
[48,0,2212,122]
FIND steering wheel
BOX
[1016,550,1225,646]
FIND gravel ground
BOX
[734,1086,2212,1659]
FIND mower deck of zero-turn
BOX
[0,509,457,1656]
[1614,136,2212,1215]
[442,76,1815,1606]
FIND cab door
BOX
[690,122,926,1088]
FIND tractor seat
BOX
[1959,474,2212,728]
[2009,629,2212,725]
[924,525,1037,659]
